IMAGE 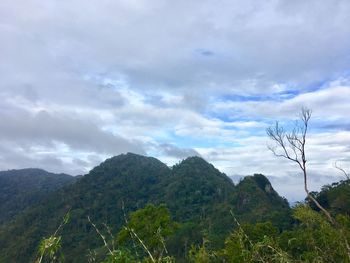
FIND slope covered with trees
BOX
[0,168,76,224]
[0,153,291,263]
[310,179,350,216]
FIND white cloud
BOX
[1,0,350,200]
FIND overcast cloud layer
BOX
[1,0,350,201]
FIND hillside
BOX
[0,153,291,263]
[310,179,350,215]
[0,168,76,224]
[233,174,291,229]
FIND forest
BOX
[2,1,350,262]
[0,109,349,262]
[0,154,349,262]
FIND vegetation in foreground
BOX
[37,198,350,263]
[2,108,350,262]
[0,155,291,263]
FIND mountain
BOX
[0,168,76,224]
[0,153,291,263]
[233,174,291,229]
[163,156,235,221]
[0,154,173,262]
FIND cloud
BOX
[2,0,350,95]
[1,0,350,200]
[0,108,145,155]
[159,143,200,159]
[212,82,350,123]
[197,129,350,201]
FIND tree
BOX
[267,108,350,259]
[334,161,350,180]
[266,108,334,224]
[117,204,178,261]
[36,211,70,263]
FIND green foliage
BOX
[218,205,350,263]
[166,222,203,260]
[1,155,350,262]
[221,221,291,263]
[101,249,135,263]
[0,154,291,262]
[188,239,217,263]
[279,205,350,263]
[91,203,350,262]
[35,211,70,263]
[0,168,75,224]
[241,221,278,243]
[222,228,252,262]
[118,204,178,260]
[310,179,350,215]
[232,174,292,230]
[37,236,63,263]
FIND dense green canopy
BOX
[0,153,291,262]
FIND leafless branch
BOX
[88,216,113,255]
[334,162,350,180]
[122,201,139,258]
[103,223,115,252]
[230,210,267,263]
[266,107,335,225]
[127,227,156,263]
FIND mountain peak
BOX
[175,156,213,169]
[92,153,168,171]
[0,168,47,175]
[251,174,274,193]
[0,168,72,179]
[182,155,206,162]
[237,174,276,194]
[85,153,171,183]
[170,156,233,188]
[0,155,292,262]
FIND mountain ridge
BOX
[0,168,76,224]
[0,153,291,263]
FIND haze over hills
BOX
[0,153,291,263]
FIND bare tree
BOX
[266,107,335,224]
[334,161,350,180]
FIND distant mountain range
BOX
[0,168,76,224]
[2,153,339,262]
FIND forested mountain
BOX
[310,179,350,215]
[0,168,76,224]
[0,153,291,262]
[232,174,291,229]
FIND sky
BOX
[1,0,350,201]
